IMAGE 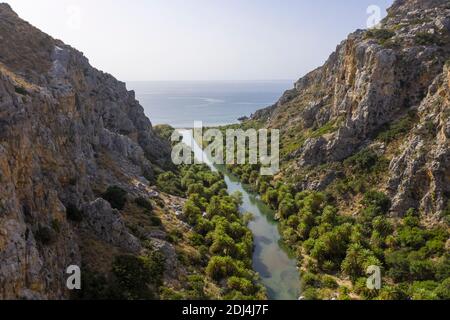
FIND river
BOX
[180,130,301,300]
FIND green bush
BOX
[135,197,153,211]
[362,191,391,214]
[301,272,321,288]
[344,148,379,172]
[34,225,57,245]
[435,278,450,300]
[186,275,207,299]
[206,256,238,281]
[102,186,127,210]
[14,86,28,95]
[409,281,439,300]
[157,172,184,196]
[377,112,417,143]
[66,204,83,222]
[111,254,154,299]
[78,270,111,300]
[227,277,255,296]
[111,252,164,300]
[415,32,441,46]
[341,244,380,283]
[150,216,162,226]
[365,28,395,44]
[302,287,319,300]
[322,276,338,289]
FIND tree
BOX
[227,277,255,296]
[362,191,391,214]
[206,256,238,281]
[187,183,205,197]
[341,244,380,283]
[264,188,279,209]
[111,255,155,299]
[209,232,238,257]
[102,186,127,210]
[183,200,202,225]
[206,196,222,217]
[435,278,450,300]
[157,172,183,196]
[231,191,243,206]
[278,197,297,219]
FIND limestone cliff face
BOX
[0,3,171,299]
[252,0,449,219]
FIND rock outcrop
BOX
[252,0,449,219]
[0,3,171,299]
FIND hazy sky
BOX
[6,0,393,81]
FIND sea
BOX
[127,80,293,128]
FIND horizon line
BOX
[126,79,296,83]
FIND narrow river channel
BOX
[180,130,301,300]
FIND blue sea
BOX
[127,81,293,128]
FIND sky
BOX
[5,0,393,81]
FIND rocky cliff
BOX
[0,3,173,299]
[252,0,450,220]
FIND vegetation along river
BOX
[180,130,301,300]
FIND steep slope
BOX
[0,3,174,299]
[229,0,450,299]
[252,0,450,219]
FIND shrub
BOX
[435,278,450,300]
[341,244,380,283]
[409,259,435,281]
[366,28,395,44]
[66,204,83,222]
[157,172,183,196]
[135,197,153,211]
[409,281,439,300]
[415,32,441,46]
[150,216,162,226]
[34,225,57,245]
[111,255,154,299]
[111,252,164,300]
[322,276,338,289]
[362,191,391,214]
[344,148,379,172]
[302,287,319,300]
[227,277,255,296]
[278,197,297,219]
[14,86,28,95]
[397,226,427,249]
[385,249,411,282]
[206,256,238,281]
[186,275,206,299]
[377,112,417,143]
[301,272,321,288]
[102,186,127,210]
[78,270,111,300]
[377,284,409,300]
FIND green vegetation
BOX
[445,59,450,69]
[154,124,176,142]
[174,164,266,299]
[34,225,57,245]
[66,204,83,222]
[135,197,153,212]
[156,172,184,196]
[14,86,28,95]
[220,133,449,299]
[102,186,127,210]
[376,111,418,143]
[79,249,165,300]
[415,32,442,46]
[365,28,395,45]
